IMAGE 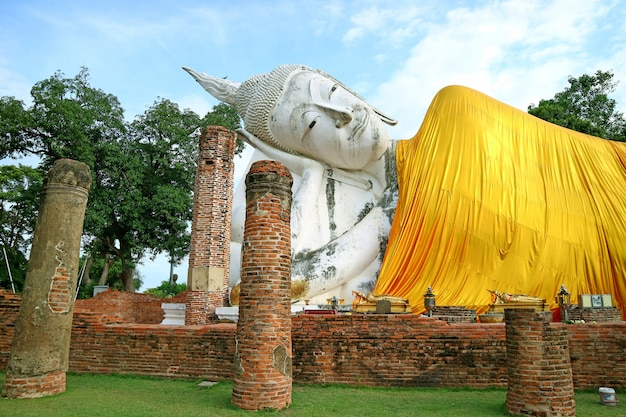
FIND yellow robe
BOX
[374,85,626,317]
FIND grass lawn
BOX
[0,373,623,416]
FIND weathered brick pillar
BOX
[232,160,293,411]
[505,309,576,416]
[2,159,90,399]
[186,126,236,325]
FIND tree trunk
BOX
[98,256,113,286]
[82,256,94,285]
[120,265,135,292]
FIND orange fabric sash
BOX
[374,85,626,317]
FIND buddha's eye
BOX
[328,84,338,99]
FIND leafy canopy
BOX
[0,164,42,291]
[1,67,242,293]
[528,69,626,141]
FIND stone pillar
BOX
[231,160,293,411]
[505,309,576,416]
[186,126,236,325]
[2,159,91,399]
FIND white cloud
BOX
[373,53,387,64]
[341,2,425,47]
[0,64,32,103]
[342,27,365,44]
[369,0,623,139]
[311,2,345,36]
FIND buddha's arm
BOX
[237,129,324,247]
[291,206,389,295]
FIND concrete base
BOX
[216,304,311,322]
[161,303,186,325]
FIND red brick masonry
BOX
[186,126,236,323]
[232,160,293,410]
[0,290,624,389]
[505,309,575,416]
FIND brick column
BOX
[505,309,576,416]
[2,159,90,399]
[231,160,293,411]
[186,126,236,325]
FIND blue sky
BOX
[2,0,626,291]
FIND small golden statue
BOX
[351,291,410,313]
[488,289,545,304]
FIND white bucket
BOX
[599,387,617,406]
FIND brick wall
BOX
[0,290,20,370]
[74,290,168,324]
[0,291,624,389]
[291,314,507,387]
[569,307,622,322]
[568,322,626,388]
[69,315,236,380]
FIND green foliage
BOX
[528,69,626,141]
[0,164,43,250]
[74,256,142,298]
[0,67,126,167]
[201,102,245,154]
[0,246,27,293]
[81,97,200,291]
[144,280,187,298]
[0,164,43,292]
[1,67,244,293]
[0,97,33,159]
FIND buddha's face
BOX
[268,70,390,170]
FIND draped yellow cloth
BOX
[374,85,626,317]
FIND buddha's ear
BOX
[315,68,398,126]
[374,109,398,126]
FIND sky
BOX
[2,0,626,291]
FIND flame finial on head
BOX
[183,64,304,152]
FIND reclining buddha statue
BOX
[184,64,626,317]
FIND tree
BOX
[144,280,187,298]
[528,70,626,141]
[82,98,201,291]
[0,165,43,292]
[202,102,244,153]
[0,67,126,166]
[1,68,243,293]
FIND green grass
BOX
[0,373,623,416]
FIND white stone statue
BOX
[184,64,626,318]
[184,65,399,304]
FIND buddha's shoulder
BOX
[433,85,492,102]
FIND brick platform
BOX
[2,370,66,399]
[1,290,624,390]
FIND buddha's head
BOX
[184,64,397,170]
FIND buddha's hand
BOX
[237,128,323,176]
